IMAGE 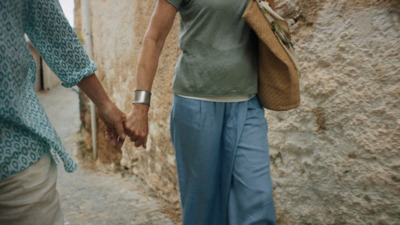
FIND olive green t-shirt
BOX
[167,0,258,97]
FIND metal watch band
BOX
[132,90,151,105]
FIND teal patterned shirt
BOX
[0,0,96,180]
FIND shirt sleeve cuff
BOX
[165,0,180,10]
[61,61,97,88]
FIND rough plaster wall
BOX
[76,0,400,224]
[269,0,400,224]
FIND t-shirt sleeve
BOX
[165,0,184,10]
[24,0,97,88]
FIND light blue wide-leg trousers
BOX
[170,95,276,225]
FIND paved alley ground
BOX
[38,85,179,225]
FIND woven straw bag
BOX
[243,0,300,111]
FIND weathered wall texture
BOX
[76,0,400,224]
[267,0,400,224]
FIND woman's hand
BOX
[124,104,149,148]
[97,101,127,148]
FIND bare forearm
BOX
[135,0,176,92]
[135,37,164,91]
[77,73,111,109]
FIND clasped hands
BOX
[98,102,149,149]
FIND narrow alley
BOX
[38,86,179,225]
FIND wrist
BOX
[132,90,152,106]
[97,98,114,112]
[132,103,150,113]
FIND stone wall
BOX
[268,0,400,224]
[75,0,400,224]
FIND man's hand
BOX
[97,101,127,148]
[124,104,149,148]
[77,74,126,148]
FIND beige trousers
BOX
[0,153,64,225]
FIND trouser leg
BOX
[0,152,64,225]
[170,95,226,225]
[227,97,277,225]
[170,95,276,225]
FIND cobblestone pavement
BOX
[38,85,180,225]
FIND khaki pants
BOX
[0,153,64,225]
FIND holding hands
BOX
[98,97,149,149]
[97,97,150,149]
[81,75,150,149]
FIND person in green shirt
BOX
[125,0,277,224]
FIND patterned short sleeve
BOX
[24,0,96,88]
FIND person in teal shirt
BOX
[0,1,126,224]
[125,0,277,224]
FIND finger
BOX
[134,139,142,148]
[129,135,139,142]
[114,121,126,141]
[116,136,125,149]
[134,138,146,148]
[105,127,113,141]
[124,128,132,138]
[121,113,127,123]
[108,130,117,147]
